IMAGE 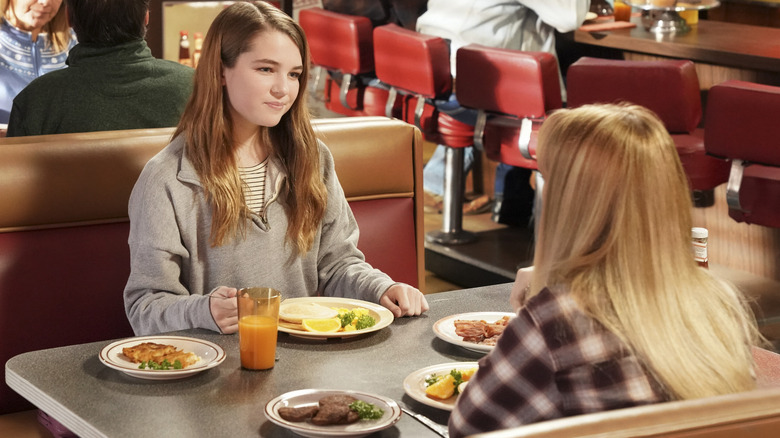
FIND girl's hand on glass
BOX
[210,286,239,334]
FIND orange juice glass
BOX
[614,2,632,22]
[237,287,280,370]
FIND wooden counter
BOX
[572,18,780,88]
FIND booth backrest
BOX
[373,23,452,99]
[567,57,701,134]
[456,44,561,119]
[471,387,780,438]
[0,116,423,415]
[705,80,780,166]
[299,7,375,75]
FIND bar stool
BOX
[567,57,729,207]
[373,24,475,245]
[455,44,562,170]
[455,45,562,232]
[704,80,780,228]
[298,8,389,117]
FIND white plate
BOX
[99,335,226,380]
[277,297,393,339]
[585,11,598,21]
[264,389,401,438]
[433,312,515,353]
[403,362,480,411]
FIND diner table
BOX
[5,283,514,437]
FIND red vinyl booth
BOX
[298,8,389,117]
[704,80,780,228]
[0,118,424,416]
[455,44,562,170]
[567,57,729,207]
[373,23,475,245]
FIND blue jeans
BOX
[423,95,478,196]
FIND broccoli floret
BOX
[355,314,376,330]
[338,311,356,328]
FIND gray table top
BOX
[6,283,514,437]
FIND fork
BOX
[397,400,449,438]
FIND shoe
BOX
[491,194,503,223]
[463,194,493,215]
[423,190,443,214]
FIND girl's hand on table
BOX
[210,286,239,334]
[380,283,430,317]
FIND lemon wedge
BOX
[302,318,342,333]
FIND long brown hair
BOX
[174,1,325,254]
[2,0,72,52]
[530,103,761,400]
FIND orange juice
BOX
[614,2,632,22]
[238,315,278,370]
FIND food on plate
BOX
[278,405,320,422]
[279,302,339,323]
[122,342,199,369]
[425,368,477,400]
[277,395,384,425]
[335,307,376,331]
[454,315,511,346]
[302,318,342,333]
[279,303,377,333]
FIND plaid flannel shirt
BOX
[449,287,668,438]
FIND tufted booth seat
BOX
[373,23,476,245]
[0,116,423,417]
[455,44,562,171]
[704,80,780,228]
[299,8,390,117]
[567,57,730,207]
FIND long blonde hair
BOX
[530,103,761,400]
[1,0,72,52]
[174,1,325,254]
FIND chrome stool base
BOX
[426,229,477,245]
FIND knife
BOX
[398,402,450,438]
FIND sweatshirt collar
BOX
[176,134,287,190]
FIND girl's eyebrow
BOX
[251,58,304,70]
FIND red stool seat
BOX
[455,44,562,171]
[567,57,729,203]
[299,8,388,117]
[374,23,475,245]
[705,80,780,228]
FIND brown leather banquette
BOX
[0,116,423,415]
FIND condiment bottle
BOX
[192,32,203,68]
[178,31,192,67]
[692,227,709,268]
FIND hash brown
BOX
[122,342,199,368]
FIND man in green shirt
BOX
[6,0,193,137]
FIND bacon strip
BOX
[454,316,511,345]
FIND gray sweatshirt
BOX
[124,135,394,335]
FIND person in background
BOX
[449,104,764,437]
[5,0,193,136]
[322,0,427,30]
[0,0,75,127]
[416,0,590,222]
[124,1,428,336]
